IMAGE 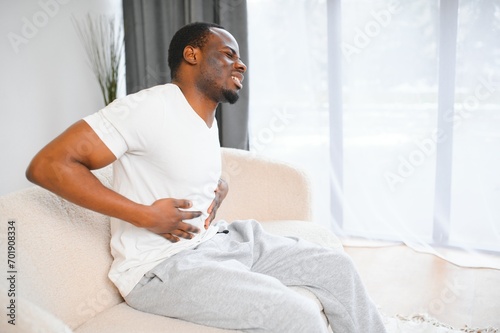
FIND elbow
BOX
[25,154,52,186]
[25,156,41,185]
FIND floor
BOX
[343,244,500,330]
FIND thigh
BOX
[232,220,349,285]
[256,237,351,285]
[124,235,320,332]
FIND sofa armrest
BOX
[216,148,312,223]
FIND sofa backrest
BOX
[0,166,122,329]
[218,148,312,223]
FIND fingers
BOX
[163,233,179,243]
[162,222,200,242]
[174,199,193,209]
[204,191,223,229]
[180,209,202,221]
[147,198,204,239]
[204,206,217,229]
[207,200,215,214]
[204,214,213,230]
[177,221,200,234]
[173,199,202,221]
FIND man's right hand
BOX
[143,198,201,242]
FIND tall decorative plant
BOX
[72,14,124,106]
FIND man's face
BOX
[196,28,247,104]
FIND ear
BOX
[183,46,199,65]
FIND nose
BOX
[235,58,247,73]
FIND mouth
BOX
[231,74,244,89]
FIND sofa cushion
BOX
[74,287,332,333]
[74,302,237,333]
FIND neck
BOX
[172,80,217,128]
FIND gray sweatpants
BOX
[125,220,387,333]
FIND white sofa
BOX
[0,148,342,333]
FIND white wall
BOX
[0,0,123,195]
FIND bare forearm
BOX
[26,156,146,226]
[26,154,202,239]
[26,120,202,238]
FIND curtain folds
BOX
[122,0,249,149]
[246,0,500,270]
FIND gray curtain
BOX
[122,0,249,150]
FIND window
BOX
[248,0,500,256]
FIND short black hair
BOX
[168,22,225,80]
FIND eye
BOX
[225,52,233,59]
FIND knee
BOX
[252,293,328,333]
[335,250,361,276]
[288,298,327,331]
[296,248,358,281]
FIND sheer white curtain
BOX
[247,0,330,226]
[247,0,500,268]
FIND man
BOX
[26,22,386,332]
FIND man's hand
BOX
[143,198,201,242]
[204,179,228,229]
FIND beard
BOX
[197,68,241,104]
[222,88,240,104]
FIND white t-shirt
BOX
[84,83,222,297]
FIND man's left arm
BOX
[204,178,228,229]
